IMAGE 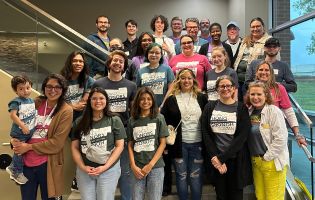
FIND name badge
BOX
[261,123,270,129]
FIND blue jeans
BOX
[118,144,132,200]
[10,131,33,174]
[131,167,164,200]
[20,162,54,200]
[76,161,121,200]
[173,142,204,200]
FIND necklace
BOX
[180,92,192,121]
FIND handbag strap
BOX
[174,119,182,132]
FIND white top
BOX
[176,92,202,143]
[154,34,176,60]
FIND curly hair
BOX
[170,68,200,97]
[150,15,169,32]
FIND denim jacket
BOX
[249,104,289,171]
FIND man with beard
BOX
[108,38,137,82]
[175,17,208,54]
[86,15,111,79]
[169,16,183,44]
[123,19,138,59]
[245,37,297,92]
[199,18,212,42]
[223,21,242,59]
[92,50,137,200]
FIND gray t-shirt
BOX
[248,109,268,156]
[93,77,137,127]
[210,101,238,154]
[73,116,126,168]
[206,67,239,100]
[127,113,169,169]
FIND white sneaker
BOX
[10,173,28,184]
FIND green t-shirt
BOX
[127,113,169,169]
[72,115,126,168]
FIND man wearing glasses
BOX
[175,18,208,54]
[85,15,111,79]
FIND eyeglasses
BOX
[148,51,161,55]
[218,84,233,90]
[45,85,62,91]
[181,41,193,45]
[141,38,153,43]
[186,26,198,30]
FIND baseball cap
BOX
[226,21,239,29]
[264,37,281,47]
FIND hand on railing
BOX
[301,144,315,163]
[295,134,308,146]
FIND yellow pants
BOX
[251,156,287,200]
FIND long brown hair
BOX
[131,87,158,119]
[255,60,280,97]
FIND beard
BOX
[265,51,278,57]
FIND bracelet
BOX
[295,134,305,140]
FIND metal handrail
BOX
[288,94,313,129]
[269,10,315,34]
[2,0,109,65]
[301,145,315,163]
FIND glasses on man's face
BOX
[218,84,233,90]
[141,38,153,43]
[45,85,62,92]
[181,41,193,45]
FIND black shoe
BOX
[71,177,79,193]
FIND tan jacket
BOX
[32,99,73,197]
[233,33,271,70]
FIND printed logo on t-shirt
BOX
[207,80,218,101]
[19,103,36,130]
[210,110,237,135]
[81,126,111,153]
[141,72,165,94]
[175,61,199,76]
[274,69,279,75]
[106,88,128,113]
[133,123,156,152]
[65,84,84,103]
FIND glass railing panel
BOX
[0,0,108,90]
[272,18,315,112]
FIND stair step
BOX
[67,185,256,200]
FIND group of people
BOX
[6,14,307,200]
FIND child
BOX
[127,87,168,200]
[6,75,36,184]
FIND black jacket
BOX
[201,100,253,188]
[161,92,208,158]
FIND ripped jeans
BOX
[173,142,203,200]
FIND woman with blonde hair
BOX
[205,46,238,101]
[246,81,289,200]
[161,68,207,200]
